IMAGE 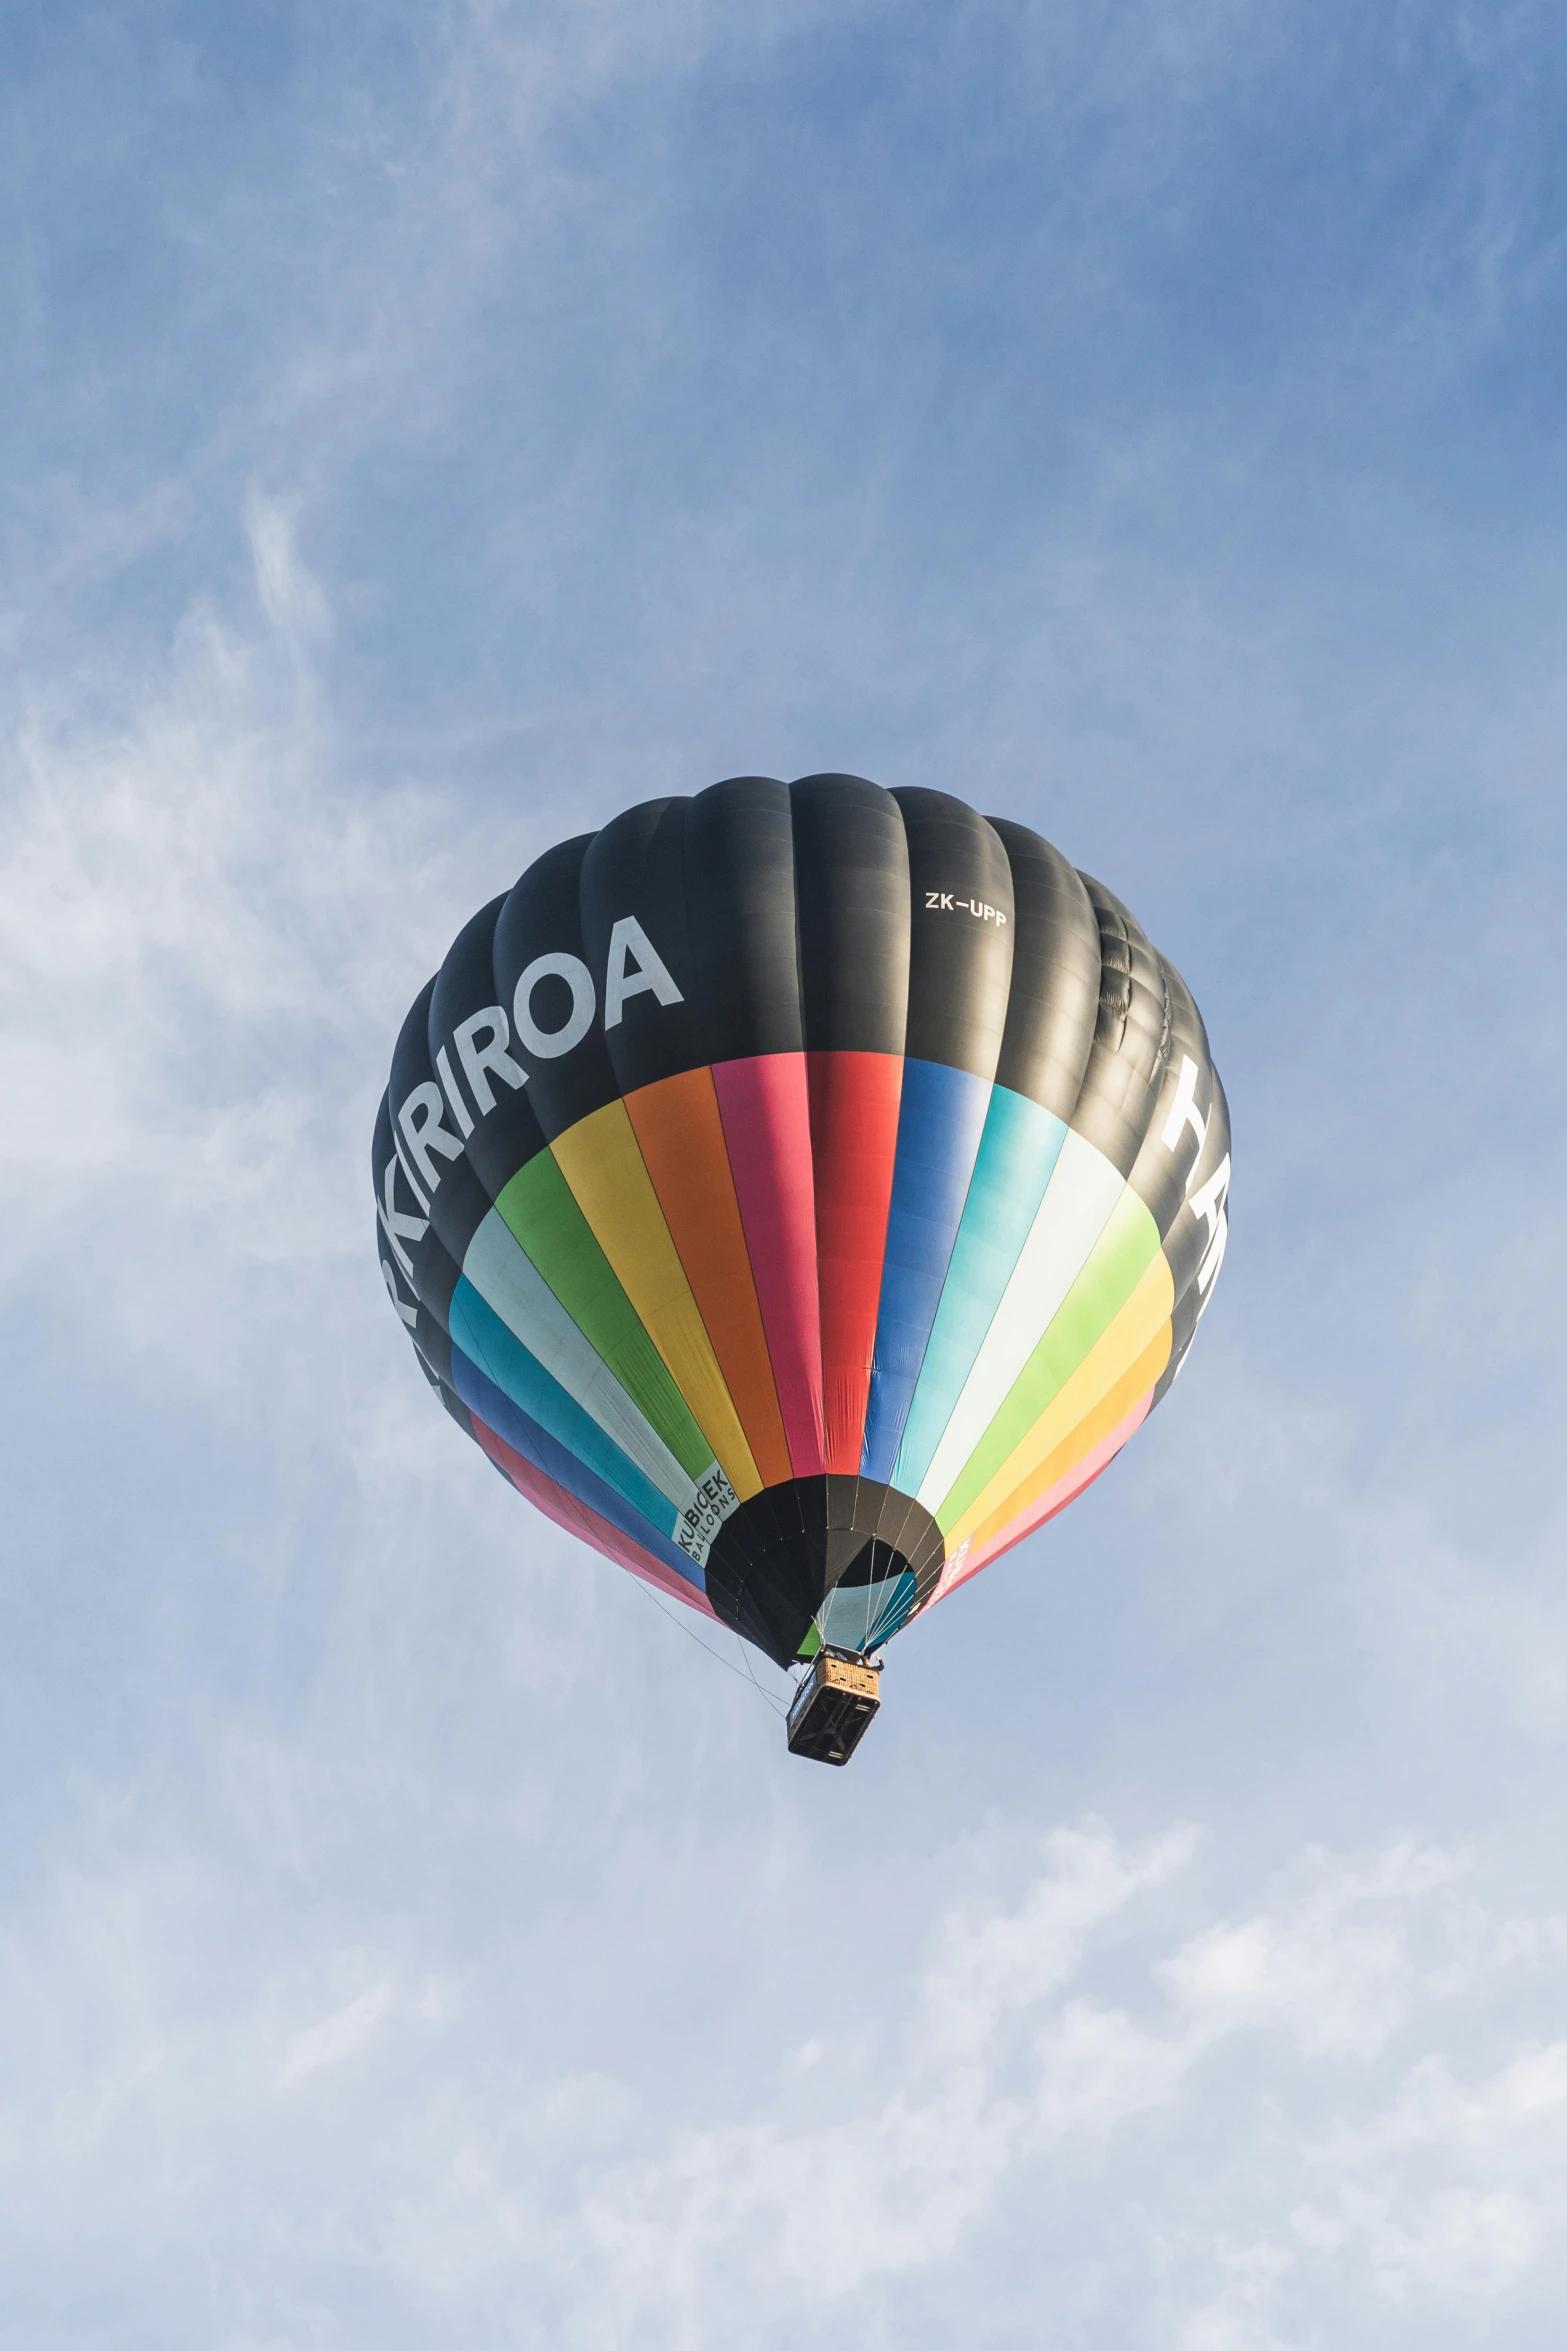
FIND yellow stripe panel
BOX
[964,1320,1172,1559]
[550,1101,763,1500]
[947,1251,1176,1549]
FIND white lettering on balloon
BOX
[513,951,597,1058]
[377,1154,428,1278]
[924,891,1008,924]
[453,1006,527,1114]
[420,916,685,1141]
[1188,1153,1230,1297]
[398,1081,466,1192]
[674,1465,740,1565]
[1155,1053,1228,1312]
[603,916,685,1028]
[1161,1053,1208,1160]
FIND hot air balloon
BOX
[374,776,1229,1762]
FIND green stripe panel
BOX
[935,1186,1162,1531]
[496,1151,716,1484]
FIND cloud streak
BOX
[4,1809,1563,2346]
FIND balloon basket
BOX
[785,1650,881,1766]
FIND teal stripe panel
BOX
[814,1570,919,1654]
[891,1087,1067,1496]
[449,1278,677,1539]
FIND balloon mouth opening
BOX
[702,1473,945,1669]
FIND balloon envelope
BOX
[374,777,1229,1667]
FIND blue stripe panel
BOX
[891,1087,1068,1496]
[450,1279,686,1559]
[860,1060,994,1483]
[450,1343,703,1591]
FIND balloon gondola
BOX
[785,1648,882,1766]
[374,776,1229,1763]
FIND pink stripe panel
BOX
[712,1052,826,1478]
[470,1413,720,1618]
[926,1388,1155,1609]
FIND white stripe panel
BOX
[915,1131,1126,1512]
[463,1209,697,1513]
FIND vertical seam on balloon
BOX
[554,1099,764,1499]
[903,1093,1067,1496]
[787,790,817,1470]
[809,1046,905,1476]
[707,1069,794,1475]
[463,1208,702,1510]
[713,1053,825,1479]
[917,1143,1127,1517]
[865,1062,996,1485]
[609,1090,762,1495]
[907,1122,1032,1492]
[637,1063,791,1484]
[454,1337,694,1579]
[497,1155,716,1485]
[930,1176,1142,1530]
[942,1250,1172,1542]
[892,1089,1025,1493]
[451,1286,681,1542]
[882,1071,985,1464]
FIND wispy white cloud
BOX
[277,1978,396,2086]
[0,498,510,1369]
[3,1812,1561,2345]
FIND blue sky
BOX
[4,2,1567,2342]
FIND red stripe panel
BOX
[927,1388,1153,1609]
[712,1052,826,1478]
[470,1413,721,1618]
[808,1049,904,1475]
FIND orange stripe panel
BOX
[623,1067,794,1489]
